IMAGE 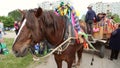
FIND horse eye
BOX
[21,30,23,32]
[40,27,43,32]
[40,28,42,31]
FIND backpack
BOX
[0,43,9,55]
[0,44,2,54]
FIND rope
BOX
[61,40,71,52]
[39,37,76,58]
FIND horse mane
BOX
[40,10,68,44]
[41,10,61,32]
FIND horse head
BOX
[12,7,44,57]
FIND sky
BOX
[0,0,120,18]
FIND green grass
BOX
[0,38,34,68]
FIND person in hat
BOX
[85,5,97,34]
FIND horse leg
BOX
[54,56,62,68]
[67,61,74,68]
[66,54,76,68]
[72,57,76,66]
[76,46,83,66]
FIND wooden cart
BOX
[84,21,115,58]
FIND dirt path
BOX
[34,49,120,68]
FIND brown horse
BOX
[12,7,83,68]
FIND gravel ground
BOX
[3,31,16,38]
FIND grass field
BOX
[0,38,35,68]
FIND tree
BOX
[0,16,14,27]
[0,9,22,28]
[107,12,120,23]
[113,14,120,23]
[3,17,14,27]
[8,9,22,21]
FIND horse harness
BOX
[37,17,77,57]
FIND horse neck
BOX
[42,11,66,46]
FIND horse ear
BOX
[35,7,43,18]
[18,9,24,15]
[18,9,26,17]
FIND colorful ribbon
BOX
[54,2,81,34]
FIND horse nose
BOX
[12,45,20,57]
[13,50,20,57]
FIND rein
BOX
[36,37,76,59]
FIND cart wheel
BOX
[99,45,105,58]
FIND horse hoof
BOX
[76,63,80,66]
[72,63,76,67]
[76,65,80,68]
[72,65,79,68]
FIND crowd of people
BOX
[85,5,120,61]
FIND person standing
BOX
[0,20,6,35]
[14,21,19,35]
[109,24,120,60]
[0,20,4,40]
[85,5,97,34]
